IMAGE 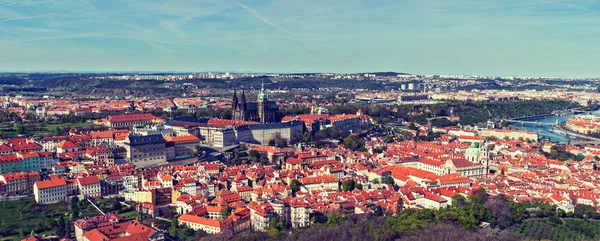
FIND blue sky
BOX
[0,0,599,77]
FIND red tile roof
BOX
[178,214,223,228]
[57,140,79,149]
[35,178,66,189]
[78,176,100,186]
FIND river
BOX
[514,109,600,143]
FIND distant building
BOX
[398,94,429,102]
[34,178,67,204]
[98,113,164,129]
[0,171,40,196]
[164,135,200,160]
[479,129,538,141]
[81,220,164,241]
[235,121,304,145]
[124,134,166,167]
[74,214,123,241]
[231,83,282,123]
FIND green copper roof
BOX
[257,81,268,100]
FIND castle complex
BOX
[231,83,282,123]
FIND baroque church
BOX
[231,83,282,123]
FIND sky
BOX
[0,0,599,77]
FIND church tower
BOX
[232,89,238,111]
[257,81,268,123]
[240,88,247,121]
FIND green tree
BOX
[248,150,259,159]
[326,213,348,226]
[290,179,300,193]
[343,135,364,151]
[56,215,65,237]
[220,206,231,220]
[15,124,24,134]
[342,179,356,192]
[268,217,285,231]
[355,183,363,190]
[113,201,122,212]
[381,176,394,185]
[303,132,312,143]
[64,218,71,238]
[451,194,468,207]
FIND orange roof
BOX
[78,176,100,185]
[299,175,338,185]
[458,135,484,141]
[178,214,223,228]
[90,131,113,139]
[107,113,156,123]
[57,140,79,149]
[164,135,200,143]
[35,178,66,189]
[20,152,39,159]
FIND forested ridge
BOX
[202,189,600,241]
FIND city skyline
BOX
[1,0,600,77]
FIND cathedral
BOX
[231,83,282,123]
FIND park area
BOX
[0,197,139,240]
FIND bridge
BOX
[503,119,556,127]
[570,140,600,145]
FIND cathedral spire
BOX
[257,80,267,100]
[232,88,238,110]
[240,88,247,110]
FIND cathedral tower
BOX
[257,81,268,123]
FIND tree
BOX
[70,196,79,208]
[259,156,268,164]
[15,124,24,134]
[381,176,394,185]
[408,122,418,131]
[274,138,288,148]
[64,218,71,239]
[342,179,356,192]
[485,195,513,229]
[220,206,231,220]
[290,179,300,193]
[343,135,364,151]
[326,213,348,226]
[248,150,259,159]
[72,209,79,220]
[303,132,312,143]
[268,217,285,231]
[218,109,231,119]
[168,218,179,237]
[355,183,363,190]
[56,215,65,237]
[113,201,122,212]
[451,194,468,207]
[469,187,489,204]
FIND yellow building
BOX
[134,190,155,204]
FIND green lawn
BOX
[1,122,97,137]
[120,210,140,221]
[0,198,142,240]
[44,122,95,130]
[0,199,71,240]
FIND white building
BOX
[34,178,67,204]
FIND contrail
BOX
[232,0,290,35]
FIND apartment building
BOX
[34,178,67,204]
[124,134,167,167]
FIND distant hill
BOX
[358,72,410,76]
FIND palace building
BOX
[231,83,282,123]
